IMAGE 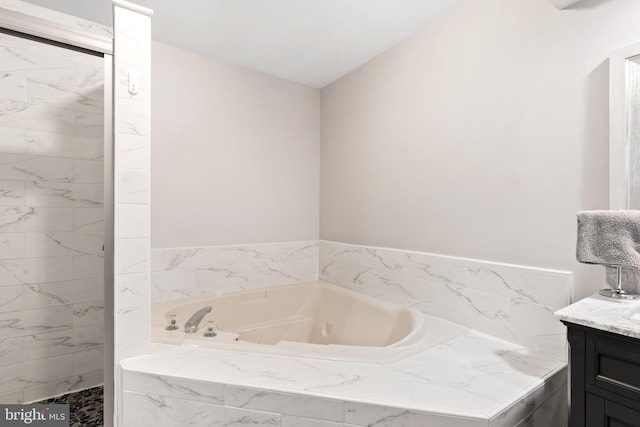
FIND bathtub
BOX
[151,280,466,363]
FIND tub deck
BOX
[120,328,567,427]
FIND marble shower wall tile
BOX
[150,241,319,302]
[24,181,103,207]
[0,26,105,401]
[319,241,573,360]
[25,131,102,160]
[22,369,104,404]
[0,390,24,404]
[72,254,103,280]
[0,102,75,134]
[0,181,26,207]
[0,305,73,339]
[72,301,104,328]
[0,207,74,233]
[74,207,104,235]
[22,325,103,361]
[22,278,102,308]
[26,65,103,114]
[0,154,74,182]
[0,354,73,395]
[72,348,104,375]
[0,256,73,287]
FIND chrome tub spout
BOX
[184,305,212,333]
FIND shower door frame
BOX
[0,8,115,427]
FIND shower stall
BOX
[0,2,152,426]
[0,2,153,426]
[0,7,114,425]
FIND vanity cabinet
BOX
[564,322,640,427]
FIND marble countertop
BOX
[120,330,566,422]
[554,293,640,339]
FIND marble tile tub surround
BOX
[120,331,567,427]
[0,30,105,402]
[150,240,319,302]
[320,241,574,361]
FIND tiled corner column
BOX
[113,0,152,363]
[112,2,152,424]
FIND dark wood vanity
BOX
[564,322,640,427]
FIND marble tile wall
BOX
[150,240,319,301]
[320,240,573,360]
[0,30,105,402]
[151,239,571,360]
[120,370,567,427]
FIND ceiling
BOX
[22,0,463,88]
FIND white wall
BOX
[151,42,320,248]
[320,0,640,300]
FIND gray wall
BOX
[320,0,640,300]
[151,42,320,248]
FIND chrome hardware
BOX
[184,305,212,333]
[165,314,179,331]
[203,320,217,338]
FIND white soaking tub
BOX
[151,280,466,363]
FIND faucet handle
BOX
[203,320,217,338]
[165,314,179,331]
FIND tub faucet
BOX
[184,305,212,334]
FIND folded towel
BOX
[576,210,640,269]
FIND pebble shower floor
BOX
[37,386,103,426]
